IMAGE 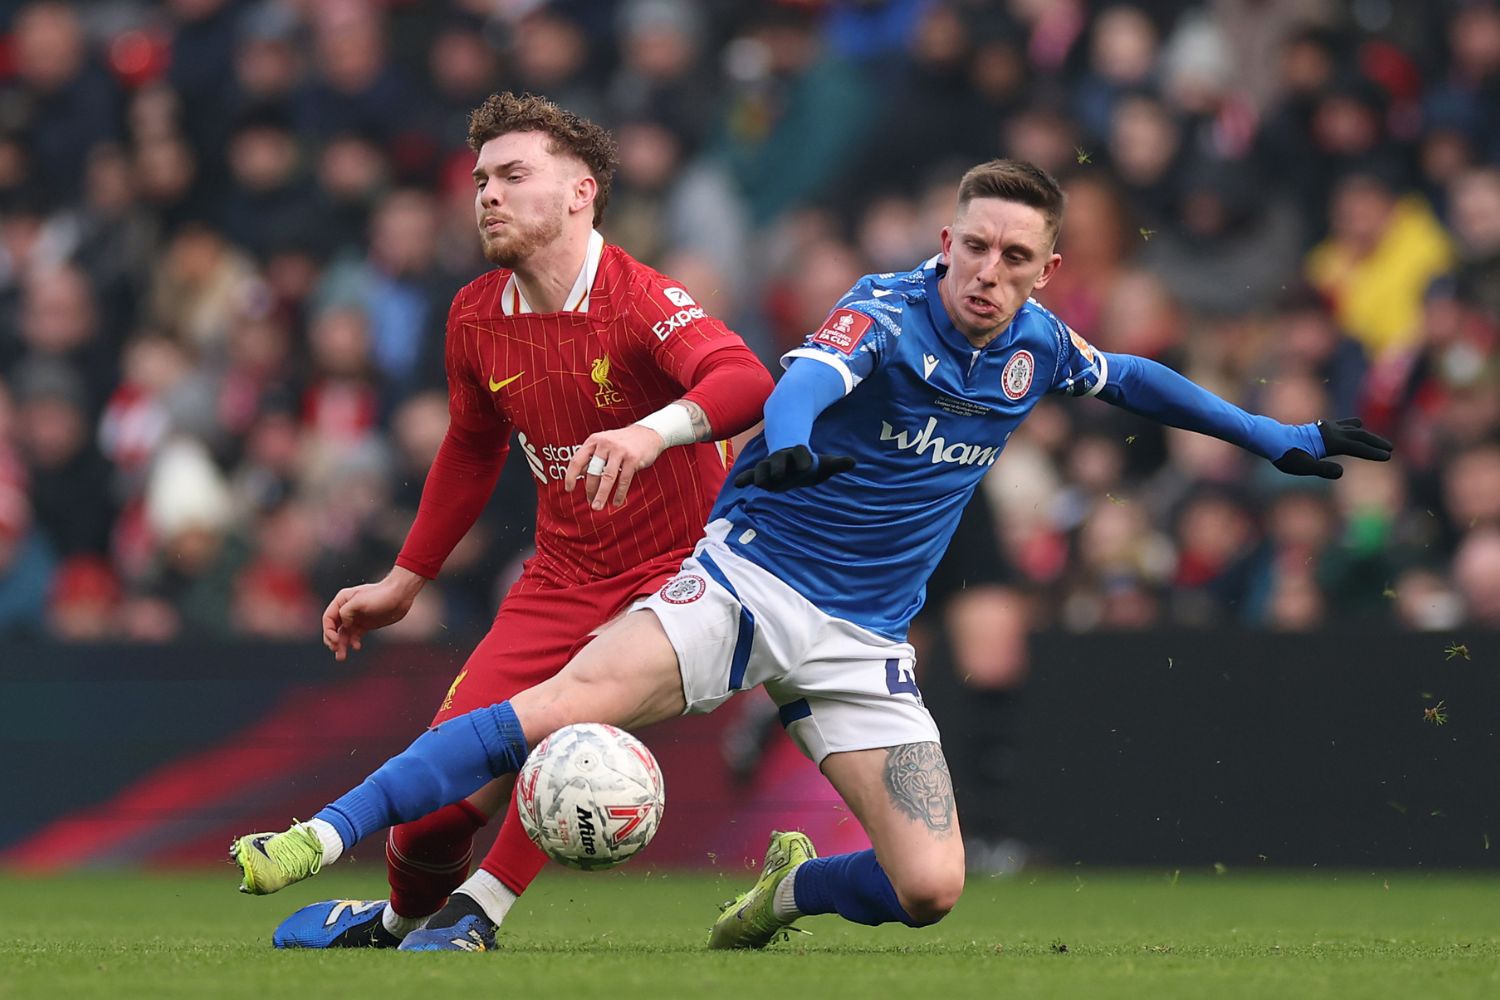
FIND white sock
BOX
[382,906,428,938]
[772,869,802,922]
[456,869,519,926]
[305,819,344,867]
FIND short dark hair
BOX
[956,159,1066,242]
[467,92,620,226]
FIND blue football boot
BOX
[272,899,403,949]
[396,894,496,952]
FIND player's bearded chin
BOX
[481,204,565,267]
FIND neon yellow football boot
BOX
[708,830,816,949]
[231,823,324,895]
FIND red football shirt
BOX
[397,239,755,590]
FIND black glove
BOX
[1272,418,1393,479]
[733,445,857,492]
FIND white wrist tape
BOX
[633,402,698,448]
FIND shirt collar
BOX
[501,229,605,316]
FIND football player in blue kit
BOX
[232,159,1391,950]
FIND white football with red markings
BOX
[515,723,665,870]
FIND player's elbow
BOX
[895,869,964,926]
[686,351,776,438]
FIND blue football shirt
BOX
[710,255,1106,639]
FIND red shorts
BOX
[430,557,681,726]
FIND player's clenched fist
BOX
[322,566,426,661]
[565,424,668,510]
[734,444,857,492]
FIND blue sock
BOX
[315,702,528,849]
[791,850,928,927]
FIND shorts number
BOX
[884,658,921,699]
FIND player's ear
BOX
[939,225,953,265]
[571,174,598,217]
[1031,251,1063,290]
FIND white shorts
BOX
[632,524,941,765]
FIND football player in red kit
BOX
[266,92,773,951]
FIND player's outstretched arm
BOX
[734,358,856,492]
[1093,352,1392,478]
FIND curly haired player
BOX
[257,92,771,952]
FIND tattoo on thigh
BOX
[883,743,955,834]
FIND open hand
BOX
[1273,418,1393,479]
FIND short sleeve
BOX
[1049,322,1109,397]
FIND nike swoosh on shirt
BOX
[488,371,524,392]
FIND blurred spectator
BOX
[1453,527,1500,626]
[138,436,241,636]
[9,262,116,405]
[314,131,393,258]
[508,8,602,124]
[13,360,115,557]
[1362,275,1495,463]
[296,1,415,146]
[1256,284,1368,419]
[98,334,193,492]
[166,0,242,166]
[147,224,260,354]
[232,501,320,638]
[714,6,876,224]
[1167,487,1258,625]
[1324,458,1425,617]
[5,1,123,208]
[608,0,717,146]
[301,305,382,450]
[850,3,1001,196]
[1422,2,1500,164]
[0,482,54,637]
[1073,5,1160,143]
[1441,441,1500,544]
[420,14,505,162]
[603,118,689,267]
[1243,485,1336,627]
[220,107,323,259]
[1212,1,1340,115]
[47,554,121,640]
[1391,565,1464,631]
[1106,92,1184,232]
[1448,166,1500,321]
[1139,159,1303,317]
[1305,168,1455,359]
[315,190,452,399]
[1062,496,1173,630]
[230,1,305,117]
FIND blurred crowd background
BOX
[2,0,1499,658]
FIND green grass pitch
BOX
[2,867,1497,999]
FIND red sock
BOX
[386,800,487,918]
[478,793,550,895]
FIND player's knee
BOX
[894,868,964,926]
